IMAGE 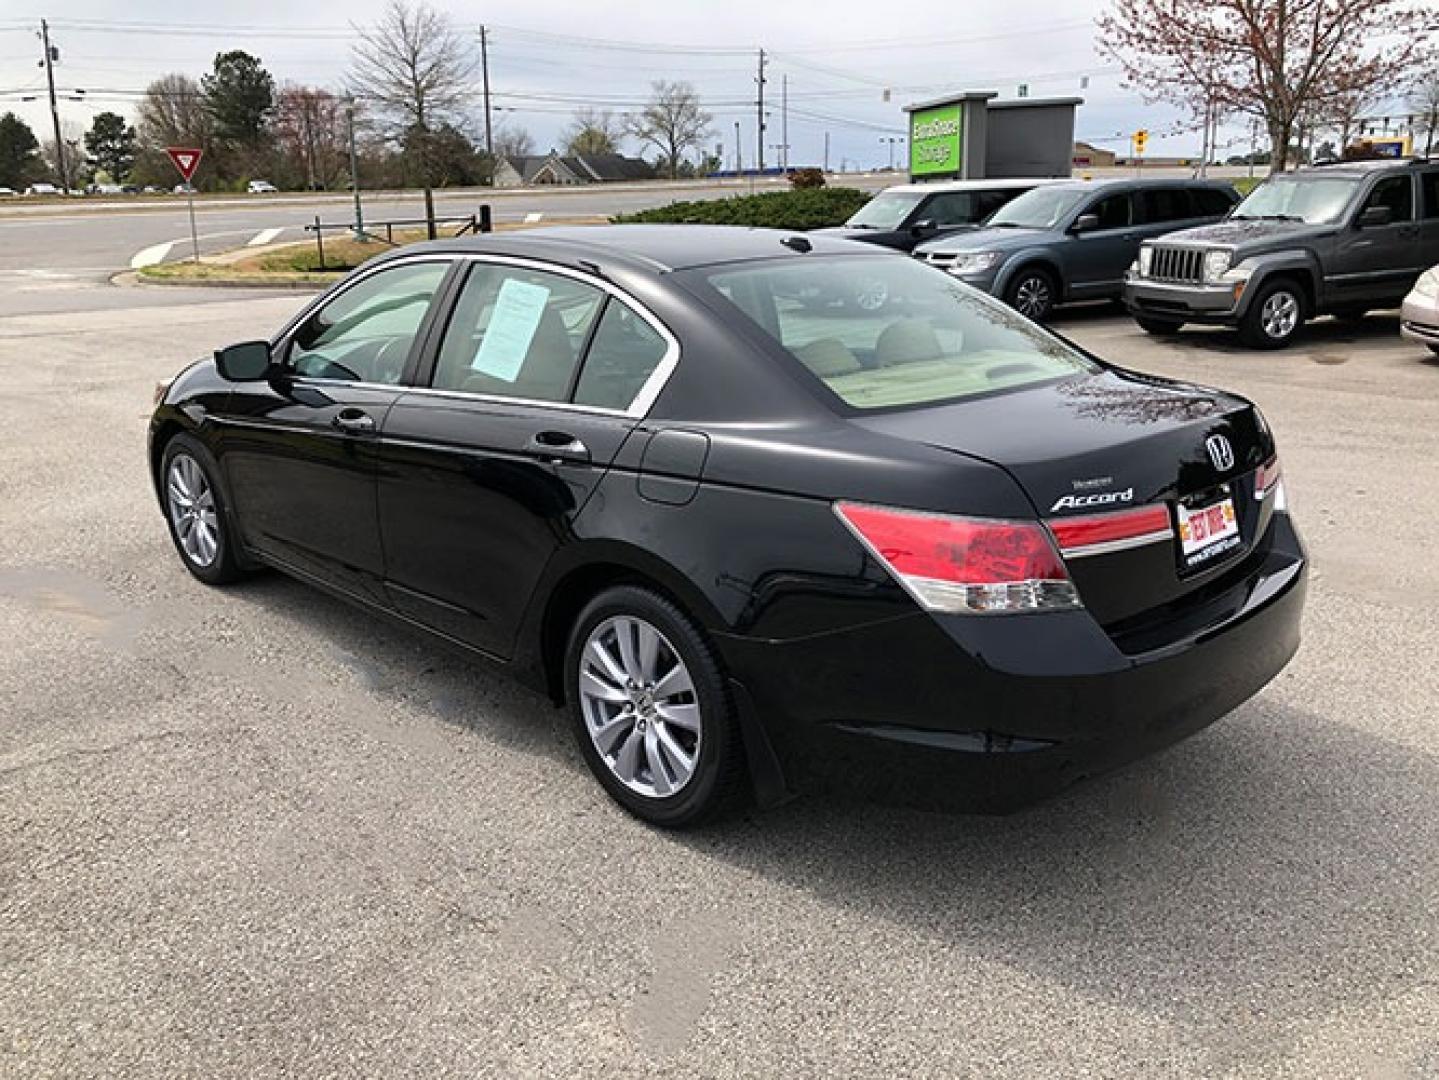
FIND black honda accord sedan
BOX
[149,225,1306,826]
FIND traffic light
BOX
[1134,129,1149,155]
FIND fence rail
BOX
[302,205,494,270]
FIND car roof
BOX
[1033,177,1236,193]
[1294,158,1434,176]
[875,177,1070,195]
[395,224,888,274]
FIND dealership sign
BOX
[910,105,963,178]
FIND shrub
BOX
[612,186,870,230]
[788,167,826,189]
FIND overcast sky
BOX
[0,1,1315,169]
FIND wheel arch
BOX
[997,256,1063,303]
[1236,254,1320,316]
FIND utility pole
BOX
[479,25,494,161]
[755,48,767,172]
[40,20,67,191]
[823,131,829,173]
[781,73,788,171]
[734,120,741,173]
[347,96,364,241]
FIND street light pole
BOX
[346,97,364,242]
[40,20,67,191]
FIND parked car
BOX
[1125,158,1439,348]
[0,187,15,197]
[814,178,1066,253]
[915,179,1239,320]
[148,225,1306,826]
[24,183,60,196]
[1401,263,1439,356]
[173,183,196,195]
[247,179,278,194]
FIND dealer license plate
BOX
[1177,494,1241,570]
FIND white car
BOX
[247,180,278,194]
[24,183,60,196]
[0,187,16,197]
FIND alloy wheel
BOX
[1261,290,1299,340]
[577,614,701,798]
[1013,275,1052,319]
[166,453,220,568]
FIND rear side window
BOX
[1420,171,1439,219]
[694,255,1097,412]
[573,302,671,410]
[432,264,604,402]
[1136,187,1194,224]
[1194,188,1237,216]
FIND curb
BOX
[114,269,329,292]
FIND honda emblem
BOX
[1205,434,1235,472]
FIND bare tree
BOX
[1097,0,1435,171]
[563,108,623,157]
[274,86,349,190]
[136,74,211,150]
[624,81,712,180]
[348,0,478,236]
[1411,69,1439,156]
[492,125,535,159]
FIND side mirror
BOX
[1357,205,1392,228]
[910,218,938,236]
[214,340,274,382]
[1072,213,1100,234]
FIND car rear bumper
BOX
[1124,277,1245,324]
[718,513,1306,813]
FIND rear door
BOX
[376,259,677,657]
[218,258,453,602]
[1418,168,1439,272]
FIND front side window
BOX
[691,255,1096,412]
[287,261,449,384]
[1361,175,1413,223]
[1088,193,1133,230]
[432,264,605,401]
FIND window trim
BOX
[273,251,681,420]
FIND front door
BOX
[1063,191,1139,299]
[218,258,453,601]
[377,260,676,657]
[1329,174,1421,306]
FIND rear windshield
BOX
[689,255,1097,411]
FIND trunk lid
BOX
[854,369,1277,629]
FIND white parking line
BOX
[524,212,544,224]
[247,227,284,246]
[129,242,174,269]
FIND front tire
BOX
[160,433,246,585]
[1239,279,1305,349]
[1135,315,1184,336]
[565,586,745,828]
[1005,267,1057,322]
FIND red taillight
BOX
[1255,454,1282,499]
[1047,504,1173,555]
[834,502,1080,614]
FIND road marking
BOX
[130,242,174,269]
[247,227,284,246]
[524,212,544,223]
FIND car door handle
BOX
[331,408,376,435]
[524,430,590,464]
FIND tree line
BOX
[0,1,718,202]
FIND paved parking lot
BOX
[2,290,1438,1078]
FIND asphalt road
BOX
[2,279,1437,1077]
[0,177,885,319]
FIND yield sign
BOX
[165,147,203,183]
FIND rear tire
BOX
[160,433,246,586]
[1005,267,1057,322]
[565,585,745,828]
[1239,278,1305,349]
[1135,315,1184,336]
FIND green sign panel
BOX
[910,104,963,177]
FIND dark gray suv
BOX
[913,178,1238,320]
[1125,159,1439,348]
